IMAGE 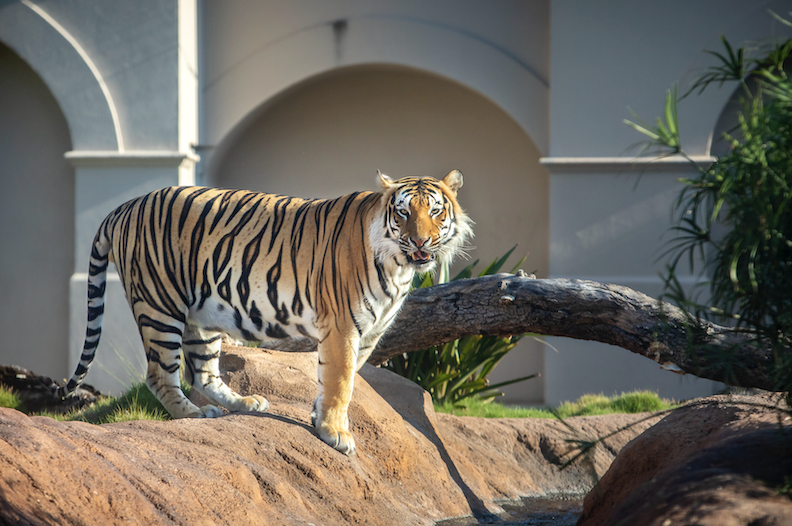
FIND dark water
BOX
[436,495,583,526]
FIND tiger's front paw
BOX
[199,405,223,418]
[316,422,356,456]
[240,394,269,413]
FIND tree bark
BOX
[367,275,778,391]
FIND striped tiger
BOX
[59,170,472,455]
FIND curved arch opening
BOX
[0,42,74,379]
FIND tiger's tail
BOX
[58,223,112,399]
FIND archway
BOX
[0,42,74,379]
[208,64,548,404]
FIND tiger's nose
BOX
[411,237,429,248]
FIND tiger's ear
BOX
[443,169,464,195]
[378,170,395,189]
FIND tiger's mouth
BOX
[408,249,435,265]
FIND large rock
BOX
[0,345,659,525]
[577,394,792,526]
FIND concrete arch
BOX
[202,14,548,158]
[0,0,121,151]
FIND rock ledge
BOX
[0,346,659,525]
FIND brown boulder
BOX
[577,394,792,526]
[0,345,658,525]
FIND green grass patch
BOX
[434,390,677,418]
[0,380,194,424]
[0,384,25,412]
[62,382,172,424]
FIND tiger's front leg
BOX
[312,327,359,455]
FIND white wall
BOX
[549,0,792,158]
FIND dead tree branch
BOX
[367,275,777,391]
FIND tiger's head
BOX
[373,169,473,273]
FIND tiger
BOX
[59,170,472,455]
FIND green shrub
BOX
[385,246,538,405]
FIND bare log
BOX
[368,275,777,391]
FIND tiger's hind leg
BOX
[135,309,218,418]
[183,325,269,414]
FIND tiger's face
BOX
[376,170,472,272]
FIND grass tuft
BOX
[434,390,676,418]
[0,384,25,412]
[0,380,195,424]
[64,382,171,424]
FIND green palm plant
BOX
[627,28,792,397]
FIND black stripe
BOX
[187,350,221,361]
[346,292,363,336]
[178,187,211,235]
[87,305,105,322]
[141,238,187,323]
[217,270,232,303]
[374,258,392,299]
[208,190,236,235]
[151,339,182,350]
[88,281,106,299]
[266,245,290,324]
[189,194,221,306]
[160,192,191,308]
[183,335,222,346]
[265,323,288,339]
[237,223,268,310]
[147,348,180,374]
[250,301,263,331]
[138,315,183,336]
[89,260,108,276]
[357,273,376,318]
[267,197,292,252]
[198,260,211,310]
[212,233,235,282]
[234,307,255,341]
